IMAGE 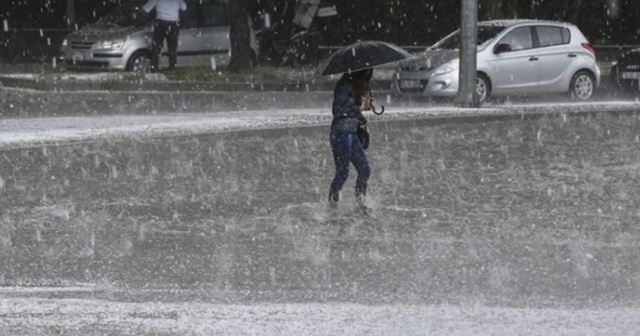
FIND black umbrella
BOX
[317,40,412,114]
[317,40,412,76]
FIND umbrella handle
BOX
[368,89,384,115]
[372,105,385,115]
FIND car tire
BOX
[476,73,492,103]
[569,70,595,100]
[126,51,152,73]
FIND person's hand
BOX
[368,97,377,110]
[362,97,376,111]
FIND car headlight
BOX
[93,39,125,50]
[432,58,460,76]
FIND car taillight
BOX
[581,42,595,54]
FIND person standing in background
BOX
[142,0,187,72]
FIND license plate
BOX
[621,72,640,79]
[399,79,421,89]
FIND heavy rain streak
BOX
[1,0,640,335]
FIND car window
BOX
[433,26,505,50]
[202,3,229,27]
[498,27,533,51]
[536,26,571,47]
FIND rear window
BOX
[536,26,571,47]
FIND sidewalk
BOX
[3,101,640,150]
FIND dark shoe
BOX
[355,193,373,216]
[328,190,340,218]
[327,205,339,219]
[358,204,374,217]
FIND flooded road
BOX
[1,100,640,334]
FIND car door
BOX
[198,1,232,68]
[489,26,538,93]
[533,25,575,91]
[173,3,203,67]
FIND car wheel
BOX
[476,73,492,103]
[570,71,595,100]
[126,51,151,73]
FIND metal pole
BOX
[454,0,479,107]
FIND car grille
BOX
[70,41,94,50]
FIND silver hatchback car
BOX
[61,0,256,72]
[393,20,600,102]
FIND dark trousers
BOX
[151,19,179,71]
[329,131,371,201]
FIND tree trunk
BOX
[228,0,256,72]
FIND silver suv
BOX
[393,20,600,102]
[60,0,257,72]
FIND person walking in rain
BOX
[142,0,187,72]
[328,68,376,215]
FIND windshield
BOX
[94,2,152,28]
[431,26,507,50]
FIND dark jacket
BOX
[331,76,363,133]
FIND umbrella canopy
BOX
[317,40,413,76]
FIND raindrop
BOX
[52,57,57,68]
[39,29,43,37]
[47,38,51,46]
[210,56,216,70]
[264,13,271,28]
[2,20,8,32]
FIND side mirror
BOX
[494,43,512,54]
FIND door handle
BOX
[529,57,538,61]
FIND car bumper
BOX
[393,71,459,97]
[62,48,128,70]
